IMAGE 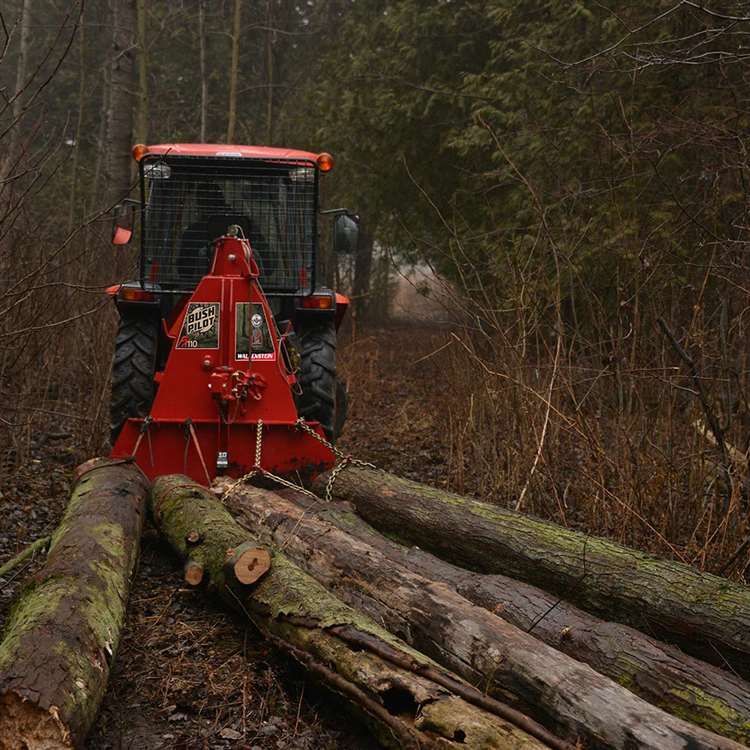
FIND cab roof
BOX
[144,143,320,162]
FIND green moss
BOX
[0,579,68,670]
[152,476,435,667]
[51,640,99,724]
[47,479,92,554]
[347,468,750,621]
[90,522,127,561]
[664,686,750,743]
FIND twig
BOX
[516,332,561,511]
[719,534,750,577]
[657,317,734,503]
[0,535,51,580]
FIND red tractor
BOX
[107,143,358,485]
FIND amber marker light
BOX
[317,152,334,172]
[301,294,333,310]
[132,143,148,161]
[120,287,155,302]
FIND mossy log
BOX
[269,492,750,745]
[226,484,747,750]
[314,466,750,674]
[0,459,148,750]
[150,475,560,750]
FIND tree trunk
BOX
[198,0,208,142]
[226,0,241,143]
[67,14,86,233]
[265,0,273,144]
[277,490,750,744]
[2,0,32,183]
[226,484,748,750]
[135,0,148,143]
[0,459,148,749]
[150,475,561,750]
[353,222,374,322]
[313,466,750,676]
[105,0,136,208]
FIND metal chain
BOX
[222,419,320,503]
[221,418,377,505]
[294,418,377,502]
[254,418,263,468]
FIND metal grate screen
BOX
[139,155,317,294]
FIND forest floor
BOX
[0,324,455,750]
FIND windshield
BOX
[140,156,317,293]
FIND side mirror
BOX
[333,213,359,254]
[111,202,135,245]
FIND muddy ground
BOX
[0,326,454,749]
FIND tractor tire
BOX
[110,313,159,443]
[296,321,346,442]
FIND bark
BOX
[104,0,136,208]
[315,467,750,675]
[66,16,86,233]
[2,0,32,182]
[198,0,208,142]
[135,0,148,144]
[265,0,273,144]
[226,0,241,143]
[151,475,559,750]
[226,485,748,750]
[0,459,148,749]
[353,222,374,321]
[277,491,750,744]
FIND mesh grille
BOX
[139,155,317,293]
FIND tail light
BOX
[300,293,334,310]
[120,287,156,302]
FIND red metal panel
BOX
[111,234,335,485]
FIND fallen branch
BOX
[0,535,50,581]
[0,459,148,749]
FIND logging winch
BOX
[107,143,359,485]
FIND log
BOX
[150,475,561,750]
[314,466,750,673]
[226,484,748,750]
[281,496,750,744]
[0,459,148,750]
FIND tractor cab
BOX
[107,143,358,485]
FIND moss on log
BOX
[314,466,750,674]
[227,484,748,750]
[150,475,558,750]
[273,490,750,744]
[0,459,148,750]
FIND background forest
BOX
[2,0,750,575]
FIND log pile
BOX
[1,459,750,749]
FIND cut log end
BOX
[0,692,72,750]
[184,560,204,586]
[230,546,271,585]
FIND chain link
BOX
[220,417,377,505]
[293,417,377,502]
